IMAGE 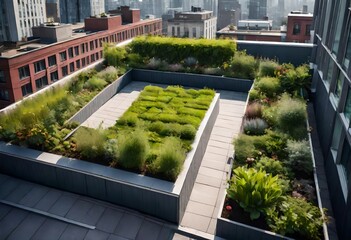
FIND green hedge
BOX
[129,36,236,66]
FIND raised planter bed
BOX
[0,70,252,223]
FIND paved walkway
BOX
[180,90,247,234]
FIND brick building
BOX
[0,9,161,109]
[286,12,313,43]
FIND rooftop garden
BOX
[221,60,327,239]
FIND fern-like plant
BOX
[227,167,283,220]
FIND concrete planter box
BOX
[216,195,293,240]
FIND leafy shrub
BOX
[266,196,326,240]
[118,130,149,171]
[278,64,311,94]
[103,44,127,67]
[234,131,287,164]
[243,118,268,135]
[153,137,185,181]
[292,179,316,202]
[129,36,236,66]
[180,124,196,140]
[245,102,263,119]
[227,167,283,220]
[75,127,106,161]
[83,76,107,91]
[262,104,278,126]
[276,94,307,139]
[168,63,184,72]
[285,140,313,178]
[147,57,163,69]
[96,66,118,83]
[254,156,288,177]
[228,51,257,79]
[126,53,145,68]
[255,77,281,98]
[258,60,279,77]
[248,88,262,102]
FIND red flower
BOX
[225,205,232,211]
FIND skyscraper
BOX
[248,0,267,19]
[217,0,241,29]
[59,0,105,23]
[312,0,351,239]
[0,0,47,42]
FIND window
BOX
[74,46,79,56]
[331,117,342,158]
[344,88,351,123]
[324,58,334,88]
[60,51,67,62]
[177,27,180,36]
[48,55,56,66]
[82,58,86,67]
[293,23,301,35]
[339,139,351,188]
[18,65,30,79]
[35,76,48,89]
[90,41,94,50]
[68,47,74,58]
[305,24,311,36]
[184,27,189,37]
[343,27,351,69]
[0,70,5,83]
[172,26,175,36]
[332,0,347,55]
[76,60,80,69]
[21,83,33,96]
[50,71,58,82]
[81,43,85,54]
[91,54,95,62]
[34,59,45,73]
[333,72,344,104]
[0,89,9,101]
[95,52,99,60]
[69,62,75,72]
[192,27,196,38]
[62,66,68,77]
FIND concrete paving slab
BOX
[190,183,219,206]
[49,195,77,217]
[96,208,124,233]
[0,203,11,221]
[34,189,62,212]
[207,140,230,150]
[19,186,49,208]
[114,213,143,239]
[207,218,217,235]
[84,229,110,240]
[186,201,214,218]
[108,234,129,240]
[196,173,223,188]
[172,233,191,240]
[181,212,211,232]
[201,159,227,171]
[198,166,224,179]
[0,208,29,239]
[59,224,88,240]
[209,134,232,143]
[31,218,68,240]
[6,213,46,240]
[135,220,163,240]
[65,199,93,223]
[206,146,228,156]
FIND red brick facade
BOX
[0,17,162,109]
[286,14,313,43]
[85,15,122,32]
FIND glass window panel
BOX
[340,139,351,186]
[333,72,344,103]
[331,116,342,154]
[344,88,351,122]
[343,26,351,69]
[332,0,347,55]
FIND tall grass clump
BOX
[153,137,185,181]
[118,130,149,170]
[245,102,263,119]
[275,94,307,139]
[75,127,106,161]
[103,44,127,67]
[228,51,257,79]
[96,66,118,83]
[243,118,268,135]
[258,59,279,77]
[83,76,107,91]
[255,77,281,99]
